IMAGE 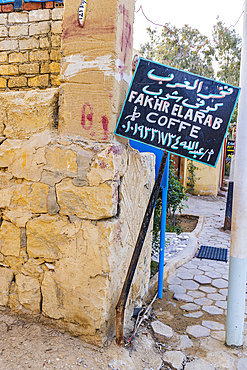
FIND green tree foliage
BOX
[213,19,241,86]
[213,19,242,122]
[140,20,242,122]
[140,24,215,79]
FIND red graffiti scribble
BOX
[101,115,109,141]
[90,131,95,136]
[107,145,123,155]
[98,160,107,169]
[81,103,93,130]
[120,4,132,64]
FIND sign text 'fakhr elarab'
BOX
[115,58,240,167]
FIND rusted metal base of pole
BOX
[116,151,168,346]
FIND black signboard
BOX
[115,58,240,167]
[225,140,235,161]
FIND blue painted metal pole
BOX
[158,153,170,299]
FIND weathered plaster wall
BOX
[0,0,154,345]
[184,153,223,196]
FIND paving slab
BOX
[167,275,182,285]
[215,300,227,309]
[173,293,194,303]
[186,325,210,338]
[183,311,204,319]
[177,335,193,350]
[194,275,212,284]
[198,265,215,272]
[210,330,226,342]
[180,303,200,311]
[163,351,186,370]
[181,280,199,290]
[202,320,224,331]
[177,271,194,280]
[183,262,198,269]
[205,271,222,279]
[219,288,228,296]
[194,297,213,306]
[199,286,217,293]
[169,285,187,294]
[207,293,226,301]
[202,306,223,315]
[206,351,234,370]
[212,279,228,289]
[151,321,173,341]
[237,357,247,370]
[187,291,205,299]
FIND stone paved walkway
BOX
[156,195,247,370]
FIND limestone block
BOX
[56,178,118,220]
[41,271,63,319]
[0,188,12,208]
[58,83,112,141]
[9,52,29,64]
[0,172,14,189]
[3,209,31,228]
[0,267,13,306]
[19,37,39,50]
[0,14,7,25]
[87,144,128,186]
[29,9,50,22]
[26,214,69,259]
[41,270,96,335]
[8,77,28,89]
[20,259,44,281]
[119,149,155,300]
[9,145,47,182]
[52,21,62,34]
[45,146,78,176]
[8,12,28,23]
[11,182,49,214]
[0,89,59,140]
[39,37,49,48]
[0,40,18,51]
[0,221,20,257]
[16,274,41,313]
[0,78,6,88]
[28,75,49,88]
[41,218,120,334]
[52,8,64,20]
[9,24,28,37]
[19,63,39,74]
[0,26,7,37]
[29,22,50,36]
[0,65,18,76]
[4,256,25,274]
[0,140,22,167]
[0,52,7,63]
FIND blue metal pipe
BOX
[158,153,170,299]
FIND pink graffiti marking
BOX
[81,103,93,130]
[120,4,132,64]
[81,103,109,140]
[101,115,109,141]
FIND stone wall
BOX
[0,7,63,90]
[0,0,155,345]
[0,88,154,344]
